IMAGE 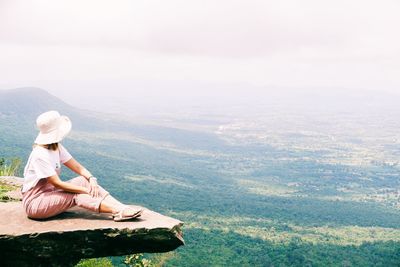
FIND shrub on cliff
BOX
[0,157,21,176]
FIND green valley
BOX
[1,88,399,266]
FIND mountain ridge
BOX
[0,87,76,117]
[0,87,134,133]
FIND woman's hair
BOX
[33,143,59,151]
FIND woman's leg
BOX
[103,195,124,207]
[25,190,76,219]
[66,176,109,198]
[67,176,124,206]
[26,189,122,218]
[65,176,118,213]
[25,177,140,219]
[66,176,135,215]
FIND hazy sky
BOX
[0,0,399,106]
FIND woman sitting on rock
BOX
[21,110,143,221]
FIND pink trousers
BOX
[22,176,110,219]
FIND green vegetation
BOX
[166,228,400,266]
[77,254,156,267]
[0,157,22,202]
[0,157,21,176]
[123,254,153,267]
[76,258,114,267]
[1,92,399,266]
[57,128,400,266]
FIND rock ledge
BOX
[0,177,184,266]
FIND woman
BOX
[21,110,143,221]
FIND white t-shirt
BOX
[22,144,73,193]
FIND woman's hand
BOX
[89,177,100,198]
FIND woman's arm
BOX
[63,158,93,180]
[63,158,100,197]
[48,174,89,194]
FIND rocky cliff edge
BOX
[0,176,184,266]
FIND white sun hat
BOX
[34,110,72,144]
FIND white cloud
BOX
[0,0,399,94]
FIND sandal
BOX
[112,206,143,222]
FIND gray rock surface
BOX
[0,177,184,266]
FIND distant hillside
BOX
[0,87,75,117]
[1,88,400,266]
[0,87,142,133]
[0,87,226,150]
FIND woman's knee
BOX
[67,176,90,187]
